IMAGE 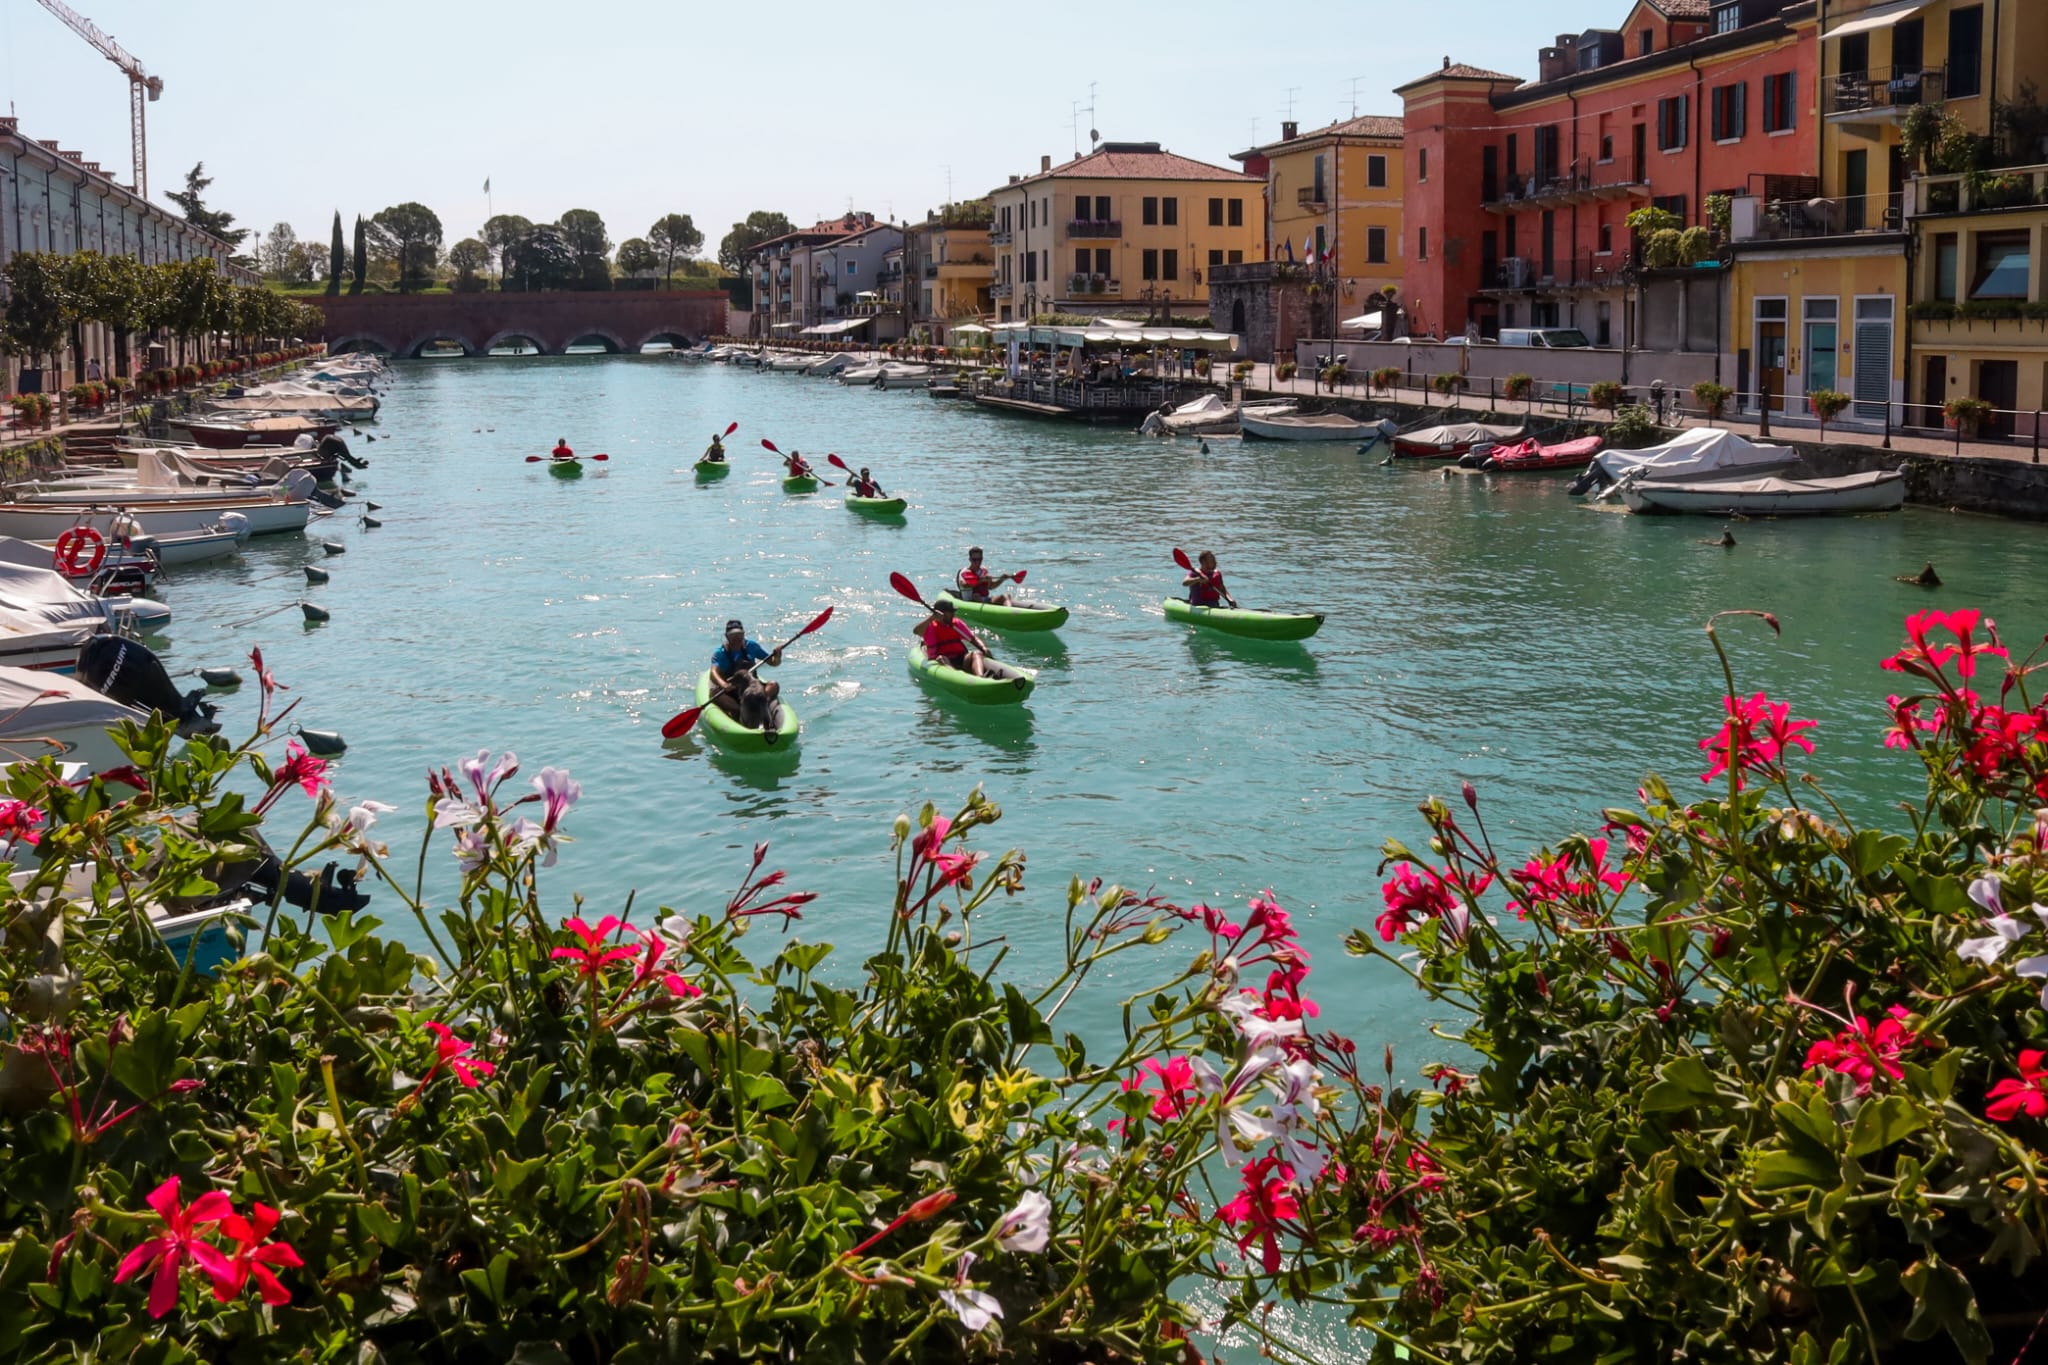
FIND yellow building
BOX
[919,205,994,333]
[985,142,1262,322]
[1239,115,1406,309]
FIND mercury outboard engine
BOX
[75,635,220,736]
[316,433,353,464]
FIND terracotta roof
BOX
[1009,142,1258,188]
[1649,0,1714,17]
[1256,114,1405,155]
[1394,61,1525,93]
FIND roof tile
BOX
[1014,142,1258,186]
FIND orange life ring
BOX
[53,526,107,577]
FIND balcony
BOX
[923,262,939,278]
[1065,273,1121,296]
[1479,253,1629,292]
[990,229,1013,246]
[1067,219,1121,239]
[1296,187,1329,209]
[991,283,1013,299]
[1730,189,1904,241]
[1827,65,1946,121]
[1485,165,1652,213]
[1912,163,2048,216]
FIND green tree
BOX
[719,210,795,273]
[327,212,345,297]
[481,214,534,288]
[65,251,149,376]
[648,212,704,286]
[516,225,575,291]
[1,252,76,373]
[164,161,248,247]
[447,238,491,292]
[157,259,232,363]
[369,202,444,294]
[614,237,659,280]
[350,216,367,296]
[557,209,612,290]
[258,223,298,280]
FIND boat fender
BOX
[293,725,348,756]
[300,601,330,623]
[364,501,383,512]
[199,667,242,689]
[303,565,329,584]
[321,541,346,555]
[76,635,218,735]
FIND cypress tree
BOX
[349,216,366,296]
[326,212,344,297]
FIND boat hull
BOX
[694,460,732,479]
[1619,469,1907,516]
[691,671,799,753]
[907,643,1036,704]
[548,460,584,479]
[937,591,1069,633]
[846,495,908,516]
[783,476,821,493]
[1163,597,1323,640]
[1241,413,1378,441]
[0,500,307,540]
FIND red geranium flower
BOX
[113,1178,236,1318]
[1218,1155,1301,1274]
[1986,1049,2048,1123]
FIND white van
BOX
[1496,327,1593,349]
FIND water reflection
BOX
[1182,631,1322,683]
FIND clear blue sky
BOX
[1,0,1567,258]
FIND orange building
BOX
[1398,0,1816,347]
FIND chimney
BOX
[1041,154,1052,172]
[1009,174,1020,184]
[1538,42,1569,82]
[1281,121,1298,142]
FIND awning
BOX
[770,322,799,331]
[950,322,991,335]
[1822,0,1929,41]
[1340,312,1384,330]
[797,317,875,336]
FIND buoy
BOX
[364,434,377,443]
[300,601,330,623]
[199,667,242,689]
[294,726,347,756]
[303,565,329,584]
[1198,440,1211,454]
[363,516,382,528]
[364,501,383,511]
[321,541,346,555]
[1896,561,1942,587]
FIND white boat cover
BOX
[0,556,118,632]
[1168,395,1231,417]
[1588,429,1801,483]
[1397,422,1524,447]
[0,665,143,736]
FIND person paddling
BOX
[850,466,886,498]
[915,598,990,678]
[1184,550,1238,609]
[702,432,727,463]
[782,449,816,480]
[551,438,575,461]
[709,619,784,728]
[956,546,1016,607]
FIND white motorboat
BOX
[1140,395,1300,436]
[806,352,862,376]
[875,363,933,390]
[837,362,885,385]
[1241,411,1383,441]
[1615,466,1908,516]
[0,495,306,541]
[764,353,816,372]
[0,554,171,663]
[1576,429,1805,496]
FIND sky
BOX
[0,0,1572,259]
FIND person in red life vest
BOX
[916,598,990,677]
[783,449,815,480]
[1183,550,1238,608]
[850,466,886,498]
[955,546,1015,607]
[550,437,576,461]
[709,619,783,727]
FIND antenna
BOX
[1249,117,1260,147]
[1069,101,1082,157]
[1280,86,1300,123]
[1347,76,1366,118]
[943,164,953,205]
[1087,81,1099,145]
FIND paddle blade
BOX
[760,438,782,455]
[826,453,850,471]
[591,453,609,461]
[1172,547,1195,573]
[660,705,703,740]
[724,421,739,436]
[524,455,543,462]
[794,604,835,639]
[888,572,926,606]
[1012,569,1027,583]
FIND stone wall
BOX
[310,290,731,357]
[1298,338,1723,396]
[1207,263,1318,362]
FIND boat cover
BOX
[1399,422,1524,449]
[0,557,114,632]
[0,664,143,736]
[1588,429,1800,483]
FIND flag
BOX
[1282,238,1295,263]
[482,177,491,194]
[1302,235,1315,265]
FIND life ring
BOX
[54,526,107,577]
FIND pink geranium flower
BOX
[1801,1006,1923,1096]
[214,1203,303,1306]
[1986,1049,2048,1123]
[113,1177,236,1318]
[422,1021,494,1088]
[1700,691,1815,789]
[552,916,640,980]
[1218,1154,1301,1274]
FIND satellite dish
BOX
[1090,129,1100,144]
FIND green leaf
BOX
[739,1073,796,1111]
[1755,1148,1841,1191]
[460,1250,515,1311]
[492,1155,547,1198]
[1003,984,1054,1047]
[1903,1256,1992,1362]
[106,1009,184,1102]
[1641,1055,1721,1112]
[1847,1095,1929,1158]
[1846,830,1909,879]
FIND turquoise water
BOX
[163,356,2048,1054]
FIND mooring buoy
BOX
[321,541,346,555]
[363,516,382,529]
[199,667,243,689]
[303,565,330,584]
[295,726,347,756]
[300,601,331,623]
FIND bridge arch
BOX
[633,329,697,353]
[482,330,549,356]
[405,333,479,359]
[329,335,397,356]
[562,328,628,354]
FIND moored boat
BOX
[1470,434,1605,472]
[1614,466,1907,516]
[1140,395,1299,437]
[907,642,1037,704]
[691,671,799,753]
[1573,429,1805,496]
[1163,597,1323,641]
[0,495,306,541]
[1389,422,1525,459]
[1241,411,1382,442]
[937,591,1069,633]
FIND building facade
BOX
[1399,0,1814,346]
[985,143,1261,322]
[2,116,255,391]
[744,214,879,338]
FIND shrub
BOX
[1945,394,1995,435]
[1430,372,1468,398]
[1275,359,1298,381]
[1321,360,1348,387]
[1807,387,1851,439]
[1588,379,1625,411]
[1370,365,1402,394]
[1909,299,1959,321]
[1691,380,1732,420]
[1677,225,1716,266]
[1642,228,1684,270]
[1503,372,1534,402]
[1607,402,1660,447]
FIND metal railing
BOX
[1067,219,1121,238]
[1827,64,1946,117]
[1065,273,1120,295]
[1480,252,1628,291]
[1487,161,1649,209]
[1732,191,1903,239]
[1913,163,2048,216]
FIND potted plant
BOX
[1607,402,1660,448]
[1692,381,1732,423]
[1275,359,1298,382]
[1588,380,1625,412]
[1322,360,1349,388]
[1806,388,1851,441]
[1431,373,1468,399]
[1193,356,1213,378]
[1231,360,1255,382]
[1503,372,1534,403]
[1370,365,1401,394]
[1945,395,1994,437]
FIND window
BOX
[1367,155,1387,188]
[1714,3,1739,34]
[1162,249,1179,281]
[1948,6,1983,98]
[1505,133,1518,178]
[1418,147,1428,181]
[1142,196,1158,226]
[1312,154,1327,200]
[1074,195,1089,222]
[1162,197,1178,226]
[1600,133,1614,161]
[1418,227,1429,260]
[1208,197,1224,226]
[1658,95,1690,151]
[1142,248,1159,280]
[1651,193,1689,221]
[1094,249,1111,275]
[1600,222,1614,254]
[1838,33,1868,79]
[1023,253,1037,283]
[1971,232,2031,299]
[1001,206,1012,232]
[1763,73,1797,132]
[1535,125,1561,183]
[1712,82,1746,141]
[1029,199,1038,228]
[1075,248,1091,274]
[1228,249,1243,264]
[1228,198,1244,226]
[1893,18,1923,75]
[1209,248,1224,267]
[1638,29,1653,55]
[1367,227,1387,263]
[1933,233,1957,301]
[1095,196,1111,221]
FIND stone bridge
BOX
[309,290,731,358]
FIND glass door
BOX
[1803,298,1839,403]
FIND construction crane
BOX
[32,0,163,197]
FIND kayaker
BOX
[783,449,815,480]
[709,619,783,728]
[1184,550,1238,609]
[956,547,1015,607]
[702,433,726,463]
[851,466,886,498]
[916,598,989,678]
[551,438,575,461]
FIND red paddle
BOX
[827,453,885,496]
[525,453,610,462]
[889,573,995,660]
[722,421,740,437]
[1172,547,1235,608]
[761,438,835,486]
[660,605,835,741]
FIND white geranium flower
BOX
[994,1189,1051,1253]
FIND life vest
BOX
[1189,571,1225,607]
[957,567,994,601]
[924,618,973,657]
[552,443,573,459]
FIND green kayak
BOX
[783,475,821,493]
[548,459,584,479]
[907,643,1036,705]
[1163,597,1324,641]
[691,670,799,753]
[694,460,731,479]
[846,494,908,516]
[937,591,1069,633]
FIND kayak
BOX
[938,591,1069,633]
[907,643,1036,705]
[783,475,821,493]
[1163,597,1324,641]
[692,671,799,753]
[694,459,731,479]
[549,459,584,479]
[846,494,908,516]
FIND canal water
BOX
[168,353,2043,1065]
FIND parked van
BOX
[1496,327,1593,349]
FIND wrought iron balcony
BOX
[1827,65,1946,119]
[1296,187,1329,209]
[1067,219,1121,238]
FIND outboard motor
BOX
[75,635,220,736]
[316,433,353,464]
[282,470,320,503]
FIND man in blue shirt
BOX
[709,619,783,727]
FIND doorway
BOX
[1632,124,1647,182]
[1803,298,1839,404]
[1852,296,1894,420]
[1755,298,1788,411]
[1844,151,1868,231]
[1919,355,1947,428]
[1979,359,2019,437]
